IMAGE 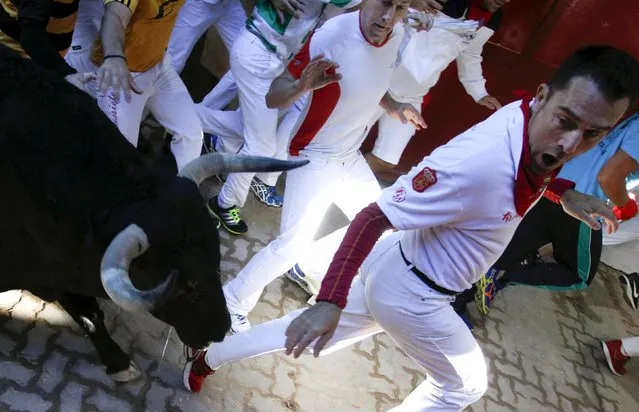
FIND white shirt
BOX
[288,11,404,161]
[389,13,494,104]
[377,100,528,292]
[249,0,362,60]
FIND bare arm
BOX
[266,55,341,109]
[597,149,639,206]
[266,70,306,109]
[96,2,141,102]
[101,2,131,57]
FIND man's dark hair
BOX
[548,45,639,104]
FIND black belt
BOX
[399,243,459,296]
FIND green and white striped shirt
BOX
[247,0,360,60]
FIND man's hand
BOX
[385,100,427,130]
[477,95,502,110]
[411,0,446,14]
[65,72,97,96]
[271,0,307,21]
[296,54,342,93]
[285,301,342,358]
[560,189,619,234]
[96,57,142,103]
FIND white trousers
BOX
[199,70,238,111]
[95,56,203,171]
[223,153,382,314]
[167,0,245,74]
[622,336,639,357]
[600,215,639,274]
[208,233,487,411]
[371,102,421,165]
[197,87,301,186]
[216,28,286,208]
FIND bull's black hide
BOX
[0,44,231,379]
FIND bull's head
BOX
[99,153,308,348]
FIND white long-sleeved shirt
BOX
[389,13,495,104]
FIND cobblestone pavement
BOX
[1,179,638,412]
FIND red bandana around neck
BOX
[513,95,562,216]
[467,0,493,25]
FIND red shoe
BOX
[183,347,215,392]
[601,340,630,376]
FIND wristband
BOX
[613,197,638,221]
[104,54,127,61]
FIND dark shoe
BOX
[207,196,248,235]
[619,272,639,310]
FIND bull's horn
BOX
[100,224,177,312]
[178,153,309,186]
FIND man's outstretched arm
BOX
[284,203,394,358]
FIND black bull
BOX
[0,45,307,381]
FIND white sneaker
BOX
[229,312,251,334]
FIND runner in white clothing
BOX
[368,0,511,173]
[207,0,424,333]
[204,0,444,231]
[286,0,512,295]
[204,0,366,231]
[183,45,639,410]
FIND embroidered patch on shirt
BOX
[392,187,406,202]
[412,167,437,192]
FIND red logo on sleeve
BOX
[412,167,437,192]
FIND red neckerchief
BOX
[466,0,493,26]
[514,93,560,216]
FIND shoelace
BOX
[252,180,282,201]
[184,345,201,362]
[480,274,499,304]
[225,208,242,224]
[234,313,248,324]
